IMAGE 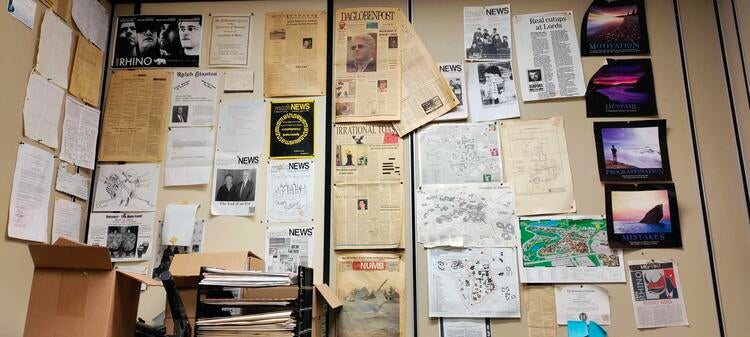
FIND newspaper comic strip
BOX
[334,8,402,122]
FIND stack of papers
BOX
[199,268,297,287]
[196,311,296,337]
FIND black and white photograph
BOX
[171,105,189,123]
[436,62,468,121]
[346,33,377,72]
[464,5,512,61]
[113,15,202,68]
[87,212,154,262]
[467,61,520,121]
[214,168,256,202]
[527,69,542,83]
[107,225,139,258]
[594,120,670,181]
[302,37,313,49]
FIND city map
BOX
[417,122,502,185]
[517,216,625,283]
[428,248,520,318]
[416,183,517,247]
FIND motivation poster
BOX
[113,15,202,68]
[586,59,657,117]
[594,120,671,181]
[581,0,649,56]
[605,183,682,248]
[269,100,315,158]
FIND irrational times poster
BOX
[581,0,649,56]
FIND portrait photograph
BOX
[113,15,203,68]
[346,33,377,72]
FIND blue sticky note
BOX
[568,321,588,337]
[589,321,607,337]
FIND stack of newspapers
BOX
[195,310,296,337]
[198,267,297,287]
[195,267,311,337]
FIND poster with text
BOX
[605,184,681,248]
[594,120,670,181]
[269,100,315,158]
[581,0,649,56]
[113,15,202,68]
[586,59,657,117]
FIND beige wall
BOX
[0,3,104,336]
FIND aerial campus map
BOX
[520,217,620,268]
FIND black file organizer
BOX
[194,266,314,337]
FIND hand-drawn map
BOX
[93,163,160,212]
[428,247,520,317]
[517,216,625,283]
[416,183,517,247]
[418,122,502,185]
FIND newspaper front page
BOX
[334,8,402,122]
[464,5,512,61]
[264,11,327,97]
[392,11,458,136]
[169,71,218,127]
[513,11,585,102]
[265,225,314,273]
[628,259,689,328]
[99,70,170,162]
[337,253,405,337]
[88,212,154,262]
[333,123,403,249]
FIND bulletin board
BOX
[328,1,724,337]
[105,0,328,323]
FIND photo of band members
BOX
[113,15,202,68]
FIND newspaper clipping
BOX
[333,123,403,249]
[334,123,403,184]
[264,11,327,97]
[88,212,154,262]
[334,8,402,122]
[513,11,585,101]
[334,182,402,249]
[267,159,314,222]
[628,259,689,328]
[113,15,202,68]
[464,5,512,61]
[436,62,468,121]
[337,253,404,337]
[99,70,170,162]
[269,100,315,159]
[392,11,459,136]
[209,14,251,67]
[170,71,218,127]
[211,100,264,216]
[265,225,314,273]
[428,247,520,318]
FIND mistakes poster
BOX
[605,183,682,248]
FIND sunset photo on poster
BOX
[612,189,671,234]
[586,59,656,117]
[581,0,649,55]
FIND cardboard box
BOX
[312,283,343,337]
[164,251,264,334]
[23,238,160,337]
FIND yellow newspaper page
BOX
[392,11,458,136]
[264,11,327,97]
[99,70,170,162]
[334,8,401,122]
[337,253,405,337]
[69,37,104,108]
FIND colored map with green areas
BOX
[520,217,620,268]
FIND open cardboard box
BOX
[23,238,160,337]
